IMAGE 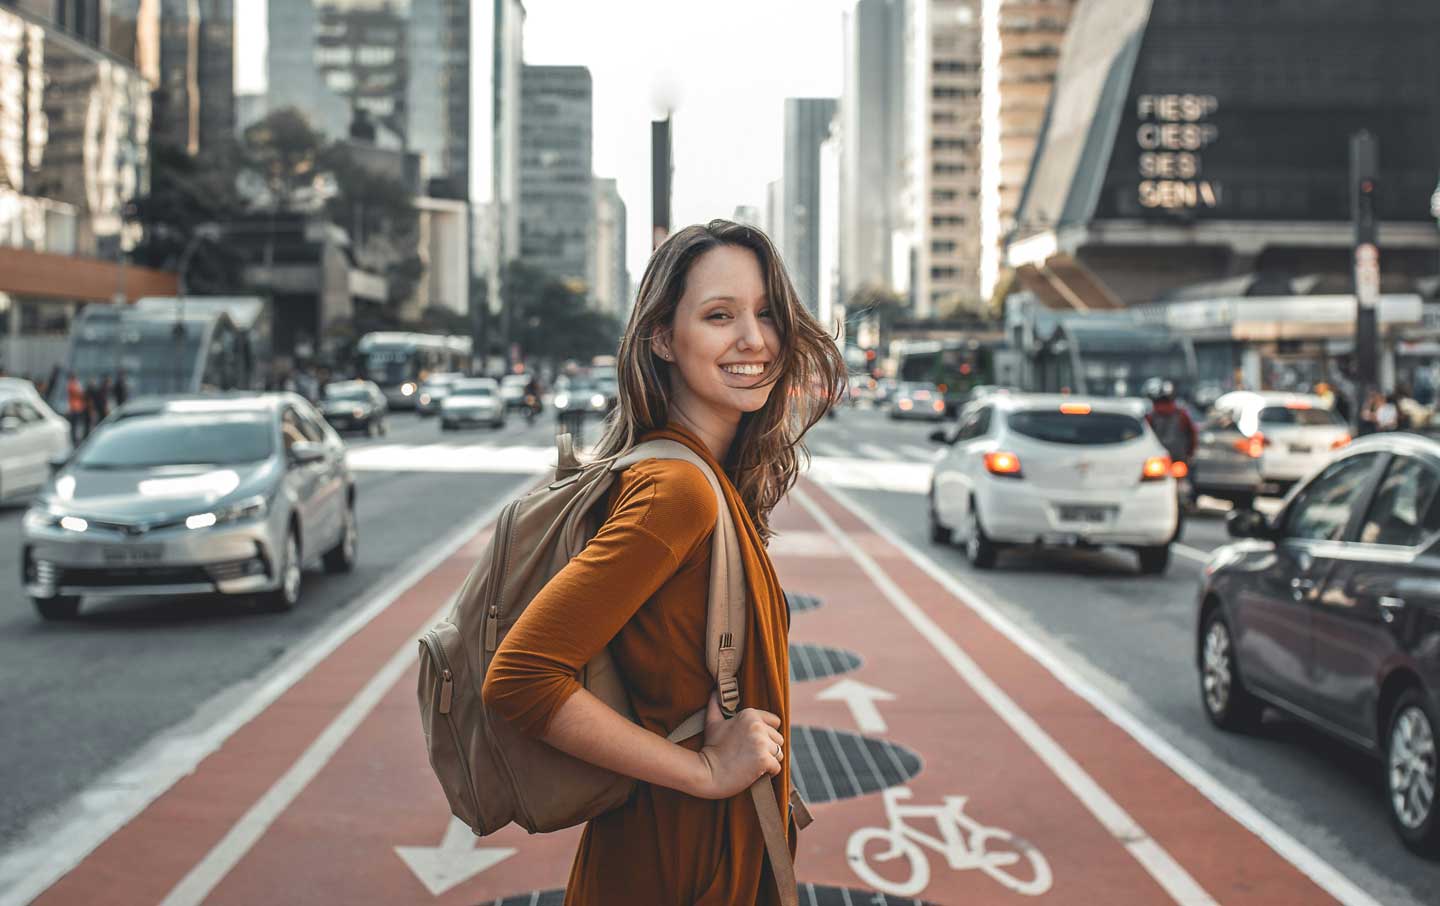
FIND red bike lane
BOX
[26,479,1359,905]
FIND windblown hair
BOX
[591,219,847,542]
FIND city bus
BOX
[893,339,1003,415]
[50,296,268,411]
[356,332,472,409]
[1028,314,1197,399]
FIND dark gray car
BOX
[22,394,356,619]
[1196,433,1440,855]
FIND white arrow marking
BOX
[395,817,516,898]
[816,678,897,734]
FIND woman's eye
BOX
[706,311,731,321]
[758,309,773,319]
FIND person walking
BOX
[113,369,129,408]
[65,372,88,444]
[482,221,845,905]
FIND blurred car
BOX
[1191,391,1351,509]
[0,378,70,504]
[440,378,506,430]
[873,378,898,405]
[499,374,532,411]
[1198,433,1440,855]
[22,394,356,620]
[416,372,465,417]
[319,380,388,436]
[928,394,1179,573]
[889,382,947,422]
[553,378,609,418]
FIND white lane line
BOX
[0,485,530,906]
[1173,543,1212,563]
[810,441,847,458]
[900,444,935,461]
[793,486,1220,906]
[159,598,450,906]
[857,442,902,461]
[804,482,1386,906]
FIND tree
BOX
[320,143,424,309]
[504,261,621,368]
[239,108,327,211]
[128,140,248,293]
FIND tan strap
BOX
[555,433,581,476]
[666,709,707,744]
[751,778,798,906]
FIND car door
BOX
[281,406,325,555]
[1309,451,1440,742]
[1232,452,1383,707]
[934,405,991,528]
[0,400,22,499]
[296,405,346,550]
[12,400,50,492]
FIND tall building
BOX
[979,0,1077,301]
[817,121,842,333]
[732,205,762,228]
[840,0,906,302]
[592,177,629,318]
[765,178,785,251]
[782,97,838,315]
[909,0,983,317]
[519,65,594,288]
[110,0,234,156]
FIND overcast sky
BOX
[235,0,849,281]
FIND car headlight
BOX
[419,393,431,404]
[402,382,416,396]
[352,407,365,418]
[24,507,63,531]
[590,394,605,408]
[554,394,570,409]
[186,495,268,530]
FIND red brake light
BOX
[984,451,1023,477]
[1285,400,1312,410]
[1233,432,1266,459]
[1059,403,1092,415]
[1170,460,1189,479]
[1331,434,1352,450]
[1142,455,1172,481]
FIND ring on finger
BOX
[774,742,783,759]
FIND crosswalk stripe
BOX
[901,444,934,460]
[811,441,846,458]
[857,443,901,461]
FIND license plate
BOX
[1289,444,1311,454]
[1058,505,1113,524]
[102,545,163,564]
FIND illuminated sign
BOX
[1136,94,1221,211]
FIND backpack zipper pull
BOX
[439,668,453,714]
[485,604,499,651]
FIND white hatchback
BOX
[0,378,69,504]
[927,394,1179,574]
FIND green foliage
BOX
[127,140,247,292]
[504,261,622,366]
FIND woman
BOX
[482,220,845,904]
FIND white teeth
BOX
[722,364,765,376]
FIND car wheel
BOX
[1199,608,1263,732]
[964,502,998,569]
[323,501,358,573]
[1229,492,1256,511]
[262,530,302,612]
[928,490,952,545]
[440,420,453,432]
[1386,687,1440,856]
[1138,544,1171,575]
[33,595,81,621]
[366,418,380,438]
[380,418,389,436]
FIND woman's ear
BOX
[650,331,674,363]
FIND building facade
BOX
[840,0,906,303]
[782,97,838,315]
[592,177,628,318]
[910,0,983,317]
[519,64,593,288]
[979,0,1077,302]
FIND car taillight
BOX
[1233,432,1266,459]
[984,451,1023,477]
[932,400,945,412]
[1170,460,1189,479]
[1331,434,1352,450]
[1142,455,1173,481]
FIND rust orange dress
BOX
[483,425,795,905]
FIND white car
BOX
[440,378,506,430]
[928,394,1179,574]
[1204,391,1351,493]
[0,378,70,504]
[499,374,531,411]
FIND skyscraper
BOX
[592,177,629,318]
[111,0,234,155]
[519,64,594,288]
[783,97,838,315]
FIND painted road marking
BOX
[816,678,896,734]
[1173,543,1212,563]
[793,485,1222,906]
[859,443,903,461]
[395,816,517,897]
[812,482,1388,906]
[0,485,530,906]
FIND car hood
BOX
[40,460,278,523]
[321,400,370,414]
[443,397,496,409]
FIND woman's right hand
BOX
[689,692,784,800]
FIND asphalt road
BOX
[1,400,1434,904]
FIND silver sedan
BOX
[21,394,357,620]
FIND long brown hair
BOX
[591,219,847,541]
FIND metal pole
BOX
[1351,130,1380,432]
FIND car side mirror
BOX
[0,416,19,432]
[288,441,326,466]
[1226,508,1273,540]
[48,451,70,474]
[928,428,952,445]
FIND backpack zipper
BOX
[421,629,481,816]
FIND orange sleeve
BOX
[481,459,719,738]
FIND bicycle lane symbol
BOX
[846,786,1054,898]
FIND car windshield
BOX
[76,414,274,468]
[324,386,370,402]
[452,383,495,397]
[1258,406,1343,427]
[1007,410,1144,445]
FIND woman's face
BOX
[655,244,781,422]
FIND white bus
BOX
[356,332,472,409]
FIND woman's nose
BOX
[736,313,767,352]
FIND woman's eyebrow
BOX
[699,294,769,306]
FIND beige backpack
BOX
[417,435,805,905]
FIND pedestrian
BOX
[65,372,88,444]
[113,369,128,408]
[86,377,107,429]
[483,220,845,905]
